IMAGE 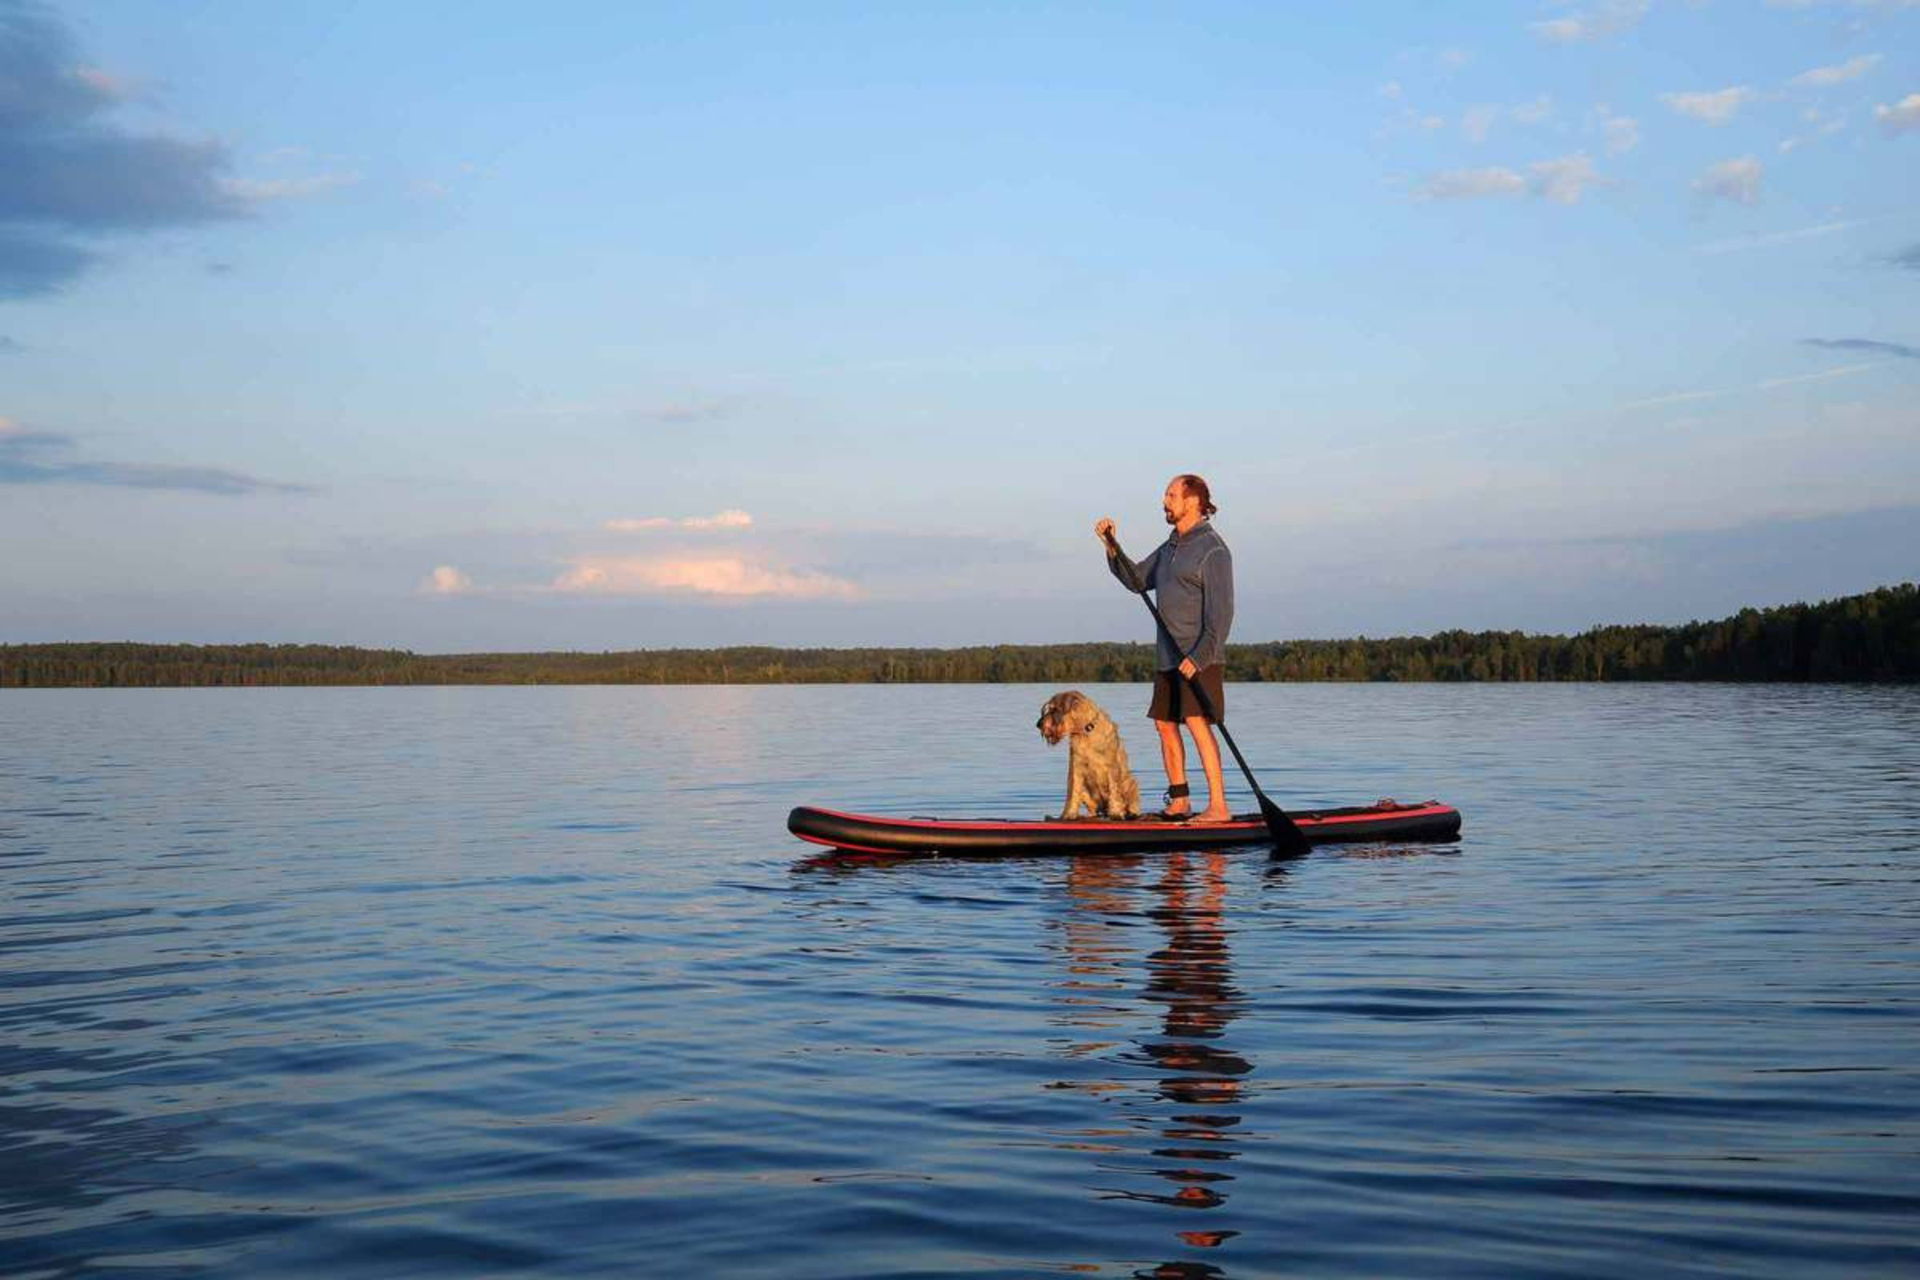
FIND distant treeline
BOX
[4,583,1916,687]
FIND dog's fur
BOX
[1036,690,1142,820]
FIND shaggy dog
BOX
[1036,690,1142,820]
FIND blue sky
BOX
[2,0,1915,650]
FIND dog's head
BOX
[1036,690,1100,746]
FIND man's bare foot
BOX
[1156,801,1192,819]
[1192,807,1233,824]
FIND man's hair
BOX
[1175,474,1217,517]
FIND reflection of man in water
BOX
[1138,852,1249,1214]
[1057,850,1252,1258]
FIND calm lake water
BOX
[2,683,1916,1278]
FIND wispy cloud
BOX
[1693,156,1764,204]
[221,172,362,202]
[70,65,140,102]
[1619,362,1877,411]
[1695,219,1863,254]
[1662,87,1758,125]
[1598,107,1641,155]
[0,2,243,296]
[1779,106,1850,152]
[0,424,309,494]
[1511,95,1554,126]
[1530,0,1650,44]
[604,509,754,532]
[1791,54,1882,87]
[1883,243,1920,270]
[1461,96,1555,143]
[1802,337,1920,359]
[1877,93,1920,135]
[0,335,22,354]
[551,555,861,600]
[1415,154,1602,204]
[1416,166,1527,200]
[634,401,739,425]
[1532,153,1601,204]
[1756,362,1879,389]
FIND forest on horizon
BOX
[4,583,1915,687]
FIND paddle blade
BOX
[1260,793,1311,857]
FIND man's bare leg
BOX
[1155,719,1189,815]
[1185,715,1231,821]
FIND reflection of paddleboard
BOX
[787,801,1461,856]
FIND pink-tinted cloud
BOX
[420,565,473,595]
[552,555,861,600]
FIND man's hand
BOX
[1094,517,1116,549]
[1178,657,1198,680]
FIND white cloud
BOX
[1415,154,1603,204]
[1379,81,1404,100]
[1530,0,1650,43]
[1606,114,1642,154]
[221,172,363,202]
[1877,93,1920,134]
[1662,87,1757,125]
[1791,54,1882,87]
[421,565,473,595]
[1695,219,1865,253]
[1779,107,1849,151]
[552,555,861,600]
[1416,166,1528,200]
[1511,95,1554,126]
[1463,96,1554,143]
[636,401,737,425]
[1694,156,1764,203]
[1619,362,1876,411]
[1532,153,1602,204]
[604,509,754,533]
[1758,362,1879,388]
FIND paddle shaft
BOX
[1103,529,1308,854]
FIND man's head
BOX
[1162,474,1217,528]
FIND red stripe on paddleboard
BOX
[792,831,905,854]
[803,804,1454,833]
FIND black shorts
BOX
[1148,665,1224,724]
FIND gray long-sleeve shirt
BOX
[1107,520,1235,670]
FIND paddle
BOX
[1102,529,1310,856]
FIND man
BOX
[1094,474,1235,822]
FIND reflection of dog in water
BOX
[1036,691,1141,820]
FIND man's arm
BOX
[1106,541,1158,594]
[1096,519,1157,594]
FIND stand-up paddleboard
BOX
[788,800,1461,856]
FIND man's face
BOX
[1163,479,1195,525]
